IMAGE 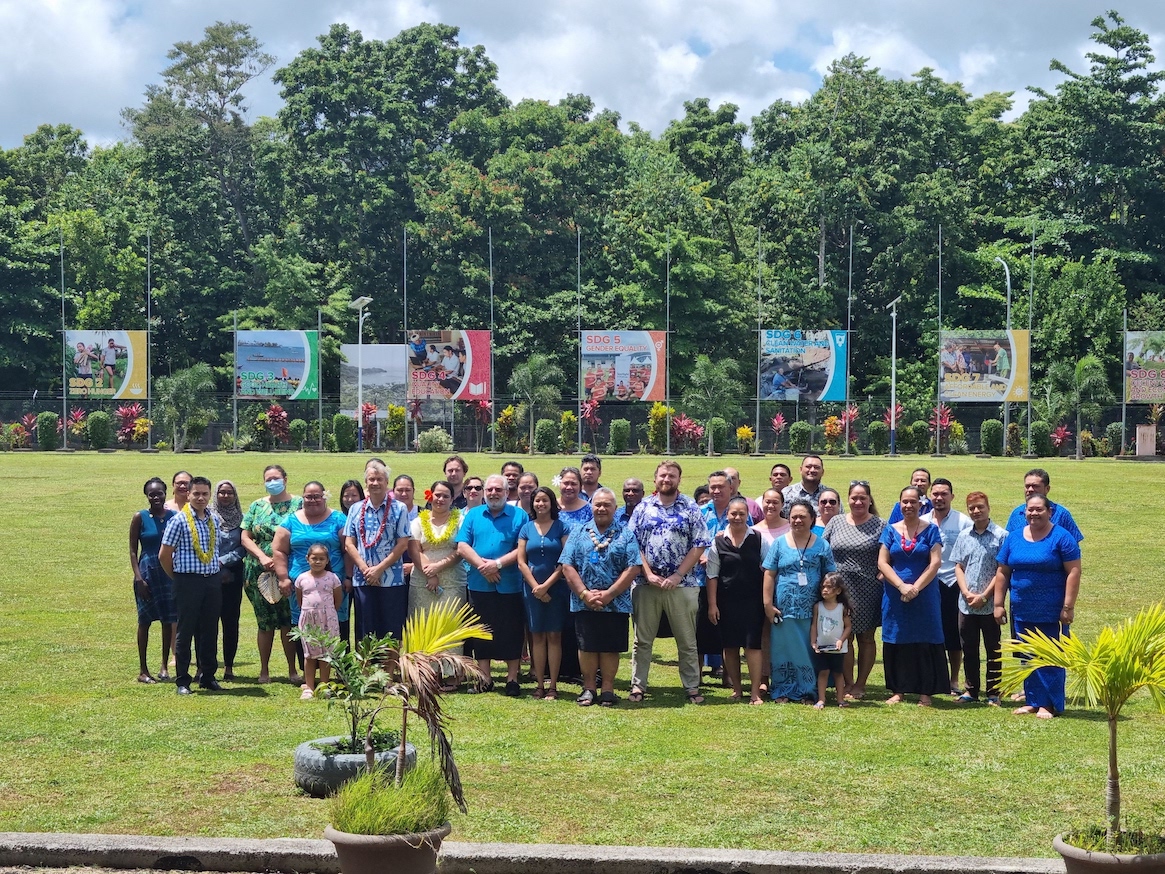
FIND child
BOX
[295,543,343,700]
[950,492,1008,705]
[811,572,852,709]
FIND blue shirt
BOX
[998,525,1081,623]
[888,497,933,523]
[344,498,412,587]
[456,504,530,594]
[560,519,639,613]
[630,493,711,588]
[762,534,836,619]
[161,509,221,576]
[559,502,594,532]
[1006,501,1083,542]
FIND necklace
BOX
[900,523,920,553]
[357,498,389,550]
[183,504,216,564]
[588,525,615,552]
[418,508,459,546]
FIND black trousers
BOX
[959,612,1001,697]
[220,565,245,670]
[174,572,222,687]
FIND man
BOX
[921,477,973,694]
[560,488,640,706]
[759,463,792,504]
[629,461,711,703]
[702,471,732,536]
[723,466,762,523]
[343,460,412,641]
[986,341,1011,378]
[698,471,733,680]
[158,476,222,695]
[1005,469,1083,542]
[951,492,1008,705]
[442,455,470,509]
[941,341,966,375]
[617,478,645,525]
[782,455,830,515]
[501,460,524,504]
[580,453,604,502]
[888,468,934,522]
[456,474,530,696]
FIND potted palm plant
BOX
[1001,603,1165,872]
[311,602,490,874]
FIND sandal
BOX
[628,689,645,703]
[685,689,705,705]
[955,693,977,703]
[137,673,157,685]
[576,689,596,706]
[545,688,558,701]
[532,687,545,699]
[468,680,495,694]
[157,670,170,682]
[598,691,619,707]
[749,697,765,706]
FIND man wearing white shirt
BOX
[922,478,972,695]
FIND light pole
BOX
[994,257,1012,442]
[349,296,373,452]
[887,295,902,456]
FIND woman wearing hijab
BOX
[214,480,246,681]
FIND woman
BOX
[463,476,485,509]
[408,480,468,616]
[752,489,789,551]
[273,481,348,660]
[516,472,539,515]
[240,464,302,684]
[556,467,593,529]
[877,486,947,706]
[339,480,365,515]
[763,499,836,703]
[164,470,192,512]
[813,488,842,534]
[129,477,177,683]
[214,480,245,681]
[518,487,570,700]
[822,481,885,699]
[994,494,1081,718]
[707,497,766,704]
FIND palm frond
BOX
[401,600,492,654]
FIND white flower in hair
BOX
[551,474,563,487]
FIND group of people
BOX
[129,453,1082,715]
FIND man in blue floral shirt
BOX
[629,460,711,703]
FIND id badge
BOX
[797,571,808,587]
[590,552,602,564]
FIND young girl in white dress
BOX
[811,572,852,709]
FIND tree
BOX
[1045,354,1115,459]
[682,355,744,456]
[508,353,563,453]
[153,363,217,451]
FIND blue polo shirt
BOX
[455,503,530,594]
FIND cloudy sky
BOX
[1,1,1163,150]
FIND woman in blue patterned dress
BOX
[518,487,570,699]
[763,498,836,702]
[877,486,946,706]
[555,467,592,682]
[130,476,177,683]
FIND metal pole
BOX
[146,231,152,450]
[1122,308,1128,454]
[577,226,583,452]
[665,228,671,455]
[888,297,900,455]
[357,311,365,452]
[936,224,942,450]
[844,223,853,453]
[489,227,496,453]
[232,311,238,446]
[60,229,67,449]
[317,307,323,451]
[994,257,1012,445]
[403,228,408,342]
[754,228,762,447]
[1028,223,1036,454]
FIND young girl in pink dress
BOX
[295,544,342,700]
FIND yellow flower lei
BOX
[418,508,459,547]
[183,503,217,565]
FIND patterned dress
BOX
[296,570,341,658]
[822,514,886,635]
[241,496,302,630]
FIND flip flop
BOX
[598,691,619,707]
[686,690,705,705]
[628,689,645,703]
[576,689,595,706]
[532,688,545,699]
[137,674,157,685]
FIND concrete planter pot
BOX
[1054,833,1165,874]
[294,737,416,798]
[325,823,449,874]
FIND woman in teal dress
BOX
[273,481,348,639]
[129,476,177,683]
[762,498,836,702]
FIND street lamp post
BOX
[993,257,1012,443]
[348,296,373,452]
[887,295,902,456]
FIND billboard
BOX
[66,330,148,399]
[938,330,1029,403]
[340,344,407,415]
[1124,331,1165,402]
[235,330,319,400]
[581,330,666,401]
[759,330,847,402]
[406,330,491,401]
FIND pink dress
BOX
[296,570,341,657]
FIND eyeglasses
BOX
[303,495,325,502]
[819,498,839,505]
[175,483,190,490]
[464,485,484,492]
[850,480,869,487]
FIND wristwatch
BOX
[495,559,504,571]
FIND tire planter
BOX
[294,737,416,798]
[1055,834,1165,874]
[325,823,450,874]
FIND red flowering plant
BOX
[20,414,38,447]
[581,399,602,449]
[883,403,904,429]
[116,403,145,446]
[670,413,705,454]
[840,405,860,448]
[1051,424,1073,451]
[266,404,290,446]
[770,412,787,451]
[67,408,88,440]
[929,403,952,452]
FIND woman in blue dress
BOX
[763,498,836,702]
[518,487,570,699]
[877,486,946,705]
[994,494,1081,718]
[129,476,177,683]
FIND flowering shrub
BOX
[770,412,786,450]
[670,413,704,454]
[494,404,518,453]
[1051,424,1073,450]
[823,415,844,454]
[116,403,145,446]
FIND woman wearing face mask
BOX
[240,464,303,684]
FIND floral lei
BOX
[419,508,460,546]
[357,498,389,550]
[183,503,217,564]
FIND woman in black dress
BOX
[706,497,766,704]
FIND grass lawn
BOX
[1,450,1163,856]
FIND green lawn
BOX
[1,451,1163,855]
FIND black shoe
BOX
[200,679,223,691]
[176,685,192,696]
[504,680,521,697]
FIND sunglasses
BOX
[850,480,869,487]
[464,485,484,492]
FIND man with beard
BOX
[782,455,831,515]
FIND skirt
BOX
[769,617,817,700]
[524,580,570,633]
[353,584,409,642]
[574,610,630,653]
[717,598,766,650]
[408,582,468,618]
[883,641,951,695]
[136,556,177,624]
[299,606,339,658]
[467,590,524,661]
[1016,620,1068,713]
[696,587,722,656]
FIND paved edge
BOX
[0,833,1065,874]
